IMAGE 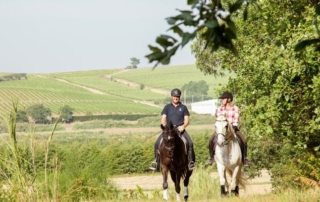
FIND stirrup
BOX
[188,161,195,171]
[149,161,157,171]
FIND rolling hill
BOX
[0,64,230,115]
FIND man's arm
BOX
[178,115,189,132]
[161,114,167,126]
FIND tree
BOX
[192,1,320,189]
[126,57,140,69]
[145,0,319,66]
[60,105,74,123]
[146,0,320,189]
[181,80,210,102]
[26,104,52,124]
[16,110,28,123]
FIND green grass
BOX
[114,64,232,97]
[52,73,165,102]
[0,64,231,116]
[1,113,319,201]
[0,75,159,115]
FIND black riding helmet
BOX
[219,91,233,101]
[171,88,181,97]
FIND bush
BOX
[60,105,74,123]
[26,104,52,124]
[16,110,28,123]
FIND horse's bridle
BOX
[162,127,180,156]
[215,119,230,147]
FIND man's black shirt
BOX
[161,102,190,126]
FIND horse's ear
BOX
[168,121,174,129]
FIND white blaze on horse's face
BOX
[215,119,228,146]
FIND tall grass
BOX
[0,104,319,201]
[0,103,120,201]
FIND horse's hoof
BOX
[231,185,239,196]
[184,195,188,201]
[231,190,239,197]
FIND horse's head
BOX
[160,122,179,144]
[215,116,233,146]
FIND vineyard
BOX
[0,74,159,115]
[0,65,230,115]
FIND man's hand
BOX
[177,125,185,132]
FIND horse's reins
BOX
[163,127,181,160]
[216,132,230,146]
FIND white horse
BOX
[214,116,245,196]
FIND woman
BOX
[206,91,248,166]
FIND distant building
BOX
[191,99,219,115]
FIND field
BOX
[0,64,230,115]
[1,65,318,201]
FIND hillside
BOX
[0,64,230,115]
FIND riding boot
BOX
[187,148,195,171]
[149,134,162,171]
[206,135,216,166]
[234,129,249,165]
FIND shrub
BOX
[26,104,52,124]
[60,105,74,123]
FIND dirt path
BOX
[111,170,272,197]
[54,78,106,95]
[105,71,168,96]
[54,77,161,109]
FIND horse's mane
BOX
[226,122,236,140]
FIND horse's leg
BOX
[230,166,240,196]
[162,166,169,200]
[174,172,182,202]
[183,170,192,201]
[217,163,228,196]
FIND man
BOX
[149,88,195,171]
[206,91,249,166]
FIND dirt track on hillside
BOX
[111,170,272,197]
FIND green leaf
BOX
[147,45,161,53]
[166,17,179,25]
[178,10,196,26]
[205,20,218,28]
[145,51,165,63]
[160,45,179,65]
[168,25,184,37]
[155,35,177,48]
[181,32,196,47]
[187,0,199,5]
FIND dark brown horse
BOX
[159,122,193,201]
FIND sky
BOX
[0,0,196,73]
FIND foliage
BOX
[146,0,255,66]
[126,57,140,69]
[192,0,320,189]
[26,104,52,124]
[181,80,210,102]
[59,105,73,123]
[0,73,27,82]
[16,110,28,123]
[146,0,319,66]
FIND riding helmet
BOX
[219,91,233,101]
[171,88,182,97]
